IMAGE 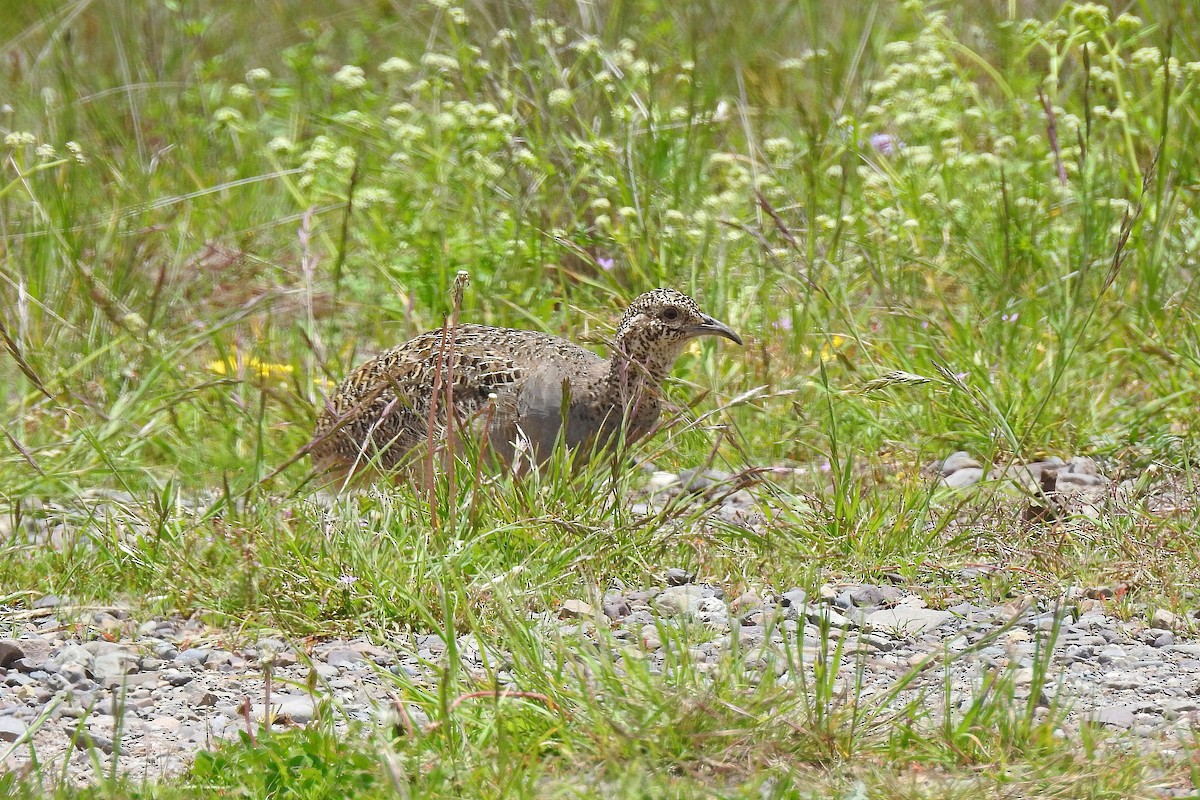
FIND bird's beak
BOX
[689,313,743,345]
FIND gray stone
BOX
[204,650,233,669]
[93,652,139,680]
[737,625,767,648]
[656,585,706,618]
[665,568,695,586]
[867,607,953,636]
[147,716,182,734]
[163,669,193,686]
[1056,472,1107,488]
[847,585,888,608]
[1102,671,1142,689]
[943,468,984,489]
[805,605,856,629]
[0,640,25,668]
[1167,644,1200,657]
[32,594,61,609]
[73,730,115,753]
[1065,456,1101,476]
[0,716,27,743]
[940,451,981,476]
[1087,706,1135,729]
[557,600,594,620]
[780,588,807,609]
[59,662,90,685]
[175,648,209,666]
[1031,612,1062,631]
[151,642,179,660]
[82,641,129,657]
[53,645,94,671]
[257,696,316,724]
[1152,609,1181,630]
[603,598,631,619]
[1152,632,1175,648]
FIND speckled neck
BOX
[600,330,685,436]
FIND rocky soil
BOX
[3,453,1198,785]
[2,575,1198,784]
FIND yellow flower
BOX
[207,353,294,381]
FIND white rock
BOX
[867,607,953,637]
[656,586,706,618]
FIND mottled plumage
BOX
[311,288,741,483]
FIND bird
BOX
[310,288,742,485]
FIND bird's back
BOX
[311,324,609,476]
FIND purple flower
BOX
[870,132,904,156]
[337,574,358,587]
[597,256,615,272]
[1001,313,1019,323]
[772,316,793,331]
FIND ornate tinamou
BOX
[311,288,742,483]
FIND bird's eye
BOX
[661,306,681,322]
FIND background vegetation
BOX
[2,0,1199,795]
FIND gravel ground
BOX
[2,577,1198,784]
[3,454,1198,785]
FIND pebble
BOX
[665,568,695,586]
[256,696,316,725]
[0,717,28,742]
[656,585,708,618]
[675,469,730,495]
[603,598,631,619]
[53,645,94,670]
[730,591,761,615]
[780,588,807,609]
[557,600,594,620]
[0,640,26,668]
[326,649,366,667]
[93,652,139,680]
[866,607,953,636]
[175,648,209,666]
[940,452,982,476]
[1088,706,1136,729]
[1152,609,1181,630]
[944,468,985,489]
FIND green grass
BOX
[3,0,1200,795]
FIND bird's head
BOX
[613,288,742,371]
